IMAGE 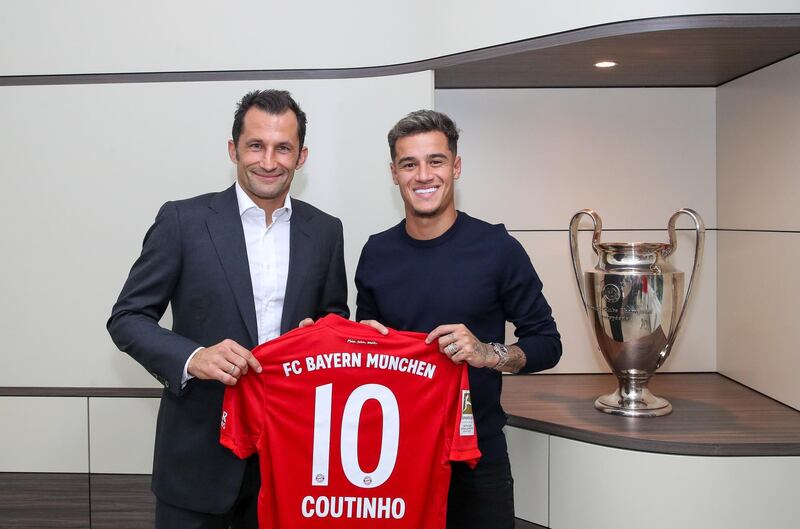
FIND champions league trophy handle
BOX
[656,208,705,369]
[568,209,603,313]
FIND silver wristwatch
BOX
[489,342,509,369]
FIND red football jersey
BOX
[220,314,480,528]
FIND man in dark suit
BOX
[108,89,349,528]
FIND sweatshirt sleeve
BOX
[354,238,381,323]
[499,233,562,373]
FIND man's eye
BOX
[430,160,443,166]
[401,163,415,169]
[277,145,291,153]
[249,143,261,150]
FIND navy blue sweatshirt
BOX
[355,212,561,460]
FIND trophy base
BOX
[595,388,672,417]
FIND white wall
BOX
[508,430,800,527]
[0,397,89,472]
[89,398,160,474]
[0,72,433,389]
[2,1,798,75]
[550,437,800,529]
[717,53,800,410]
[506,427,549,526]
[436,88,717,373]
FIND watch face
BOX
[492,343,508,360]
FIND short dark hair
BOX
[387,109,459,161]
[232,89,307,148]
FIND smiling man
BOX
[108,90,348,528]
[355,110,561,529]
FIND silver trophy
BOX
[569,209,704,417]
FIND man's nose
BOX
[260,149,278,170]
[415,163,434,182]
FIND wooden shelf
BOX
[502,372,800,456]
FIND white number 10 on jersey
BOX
[312,383,400,489]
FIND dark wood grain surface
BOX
[0,387,161,398]
[0,473,540,528]
[0,474,155,529]
[502,373,800,456]
[0,474,90,529]
[90,474,154,529]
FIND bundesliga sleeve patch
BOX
[459,390,475,436]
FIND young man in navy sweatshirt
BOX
[355,109,562,529]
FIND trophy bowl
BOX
[569,209,704,417]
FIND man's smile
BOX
[414,186,438,196]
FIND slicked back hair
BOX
[387,109,459,161]
[232,89,307,149]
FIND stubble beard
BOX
[241,169,292,202]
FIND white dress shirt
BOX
[182,183,292,384]
[235,181,292,345]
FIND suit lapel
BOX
[206,185,258,347]
[281,200,314,333]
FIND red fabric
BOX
[220,314,480,528]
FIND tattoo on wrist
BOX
[492,352,502,368]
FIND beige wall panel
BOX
[436,88,717,231]
[717,232,800,410]
[510,230,715,373]
[89,397,159,474]
[550,436,800,529]
[0,397,88,472]
[0,72,432,388]
[2,1,797,74]
[505,427,549,526]
[718,53,800,231]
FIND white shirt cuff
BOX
[182,347,203,388]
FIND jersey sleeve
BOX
[447,364,482,468]
[220,370,266,459]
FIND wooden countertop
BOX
[501,373,800,456]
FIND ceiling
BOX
[2,14,799,88]
[432,15,800,88]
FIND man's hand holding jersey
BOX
[188,339,262,386]
[359,320,524,372]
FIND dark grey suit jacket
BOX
[107,184,348,513]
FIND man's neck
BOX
[235,182,289,224]
[404,208,458,240]
[254,195,287,221]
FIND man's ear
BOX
[296,146,309,169]
[453,155,462,180]
[390,163,399,185]
[227,140,238,163]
